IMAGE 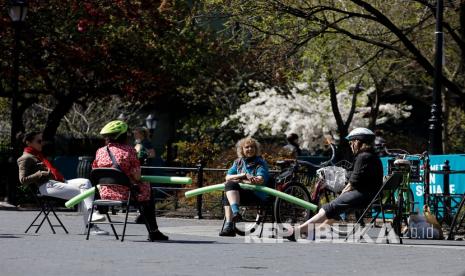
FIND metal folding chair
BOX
[86,168,149,242]
[25,187,69,234]
[447,193,465,240]
[346,172,404,244]
[220,191,275,238]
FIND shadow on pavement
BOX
[402,240,465,247]
[133,239,220,244]
[0,234,22,238]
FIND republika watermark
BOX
[241,222,438,243]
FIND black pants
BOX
[223,181,265,206]
[139,199,158,233]
[95,188,158,234]
[321,190,373,220]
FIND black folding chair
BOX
[346,172,404,244]
[447,193,465,240]
[86,168,149,242]
[25,187,69,234]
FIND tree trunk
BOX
[368,87,380,130]
[351,0,465,103]
[460,1,465,74]
[326,67,353,161]
[42,94,79,144]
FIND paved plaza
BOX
[1,210,464,276]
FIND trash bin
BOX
[54,156,78,180]
[76,156,94,179]
[0,147,11,199]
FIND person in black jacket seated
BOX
[288,127,383,241]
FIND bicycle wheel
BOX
[403,188,415,215]
[393,192,404,237]
[234,205,266,236]
[393,188,415,216]
[274,182,312,225]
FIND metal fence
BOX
[0,144,13,202]
[142,165,226,218]
[142,164,316,219]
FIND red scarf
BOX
[24,146,65,182]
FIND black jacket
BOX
[348,150,383,194]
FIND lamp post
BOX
[117,113,127,121]
[145,114,158,134]
[428,0,444,154]
[9,0,27,148]
[7,0,27,206]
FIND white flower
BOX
[223,80,411,151]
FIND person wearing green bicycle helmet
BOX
[99,120,128,138]
[93,120,168,241]
[287,127,383,241]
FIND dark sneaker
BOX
[219,227,236,237]
[286,231,297,242]
[148,230,169,241]
[284,227,296,242]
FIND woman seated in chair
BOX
[219,137,270,237]
[93,120,168,241]
[17,131,108,235]
[288,127,383,241]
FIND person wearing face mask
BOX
[219,137,270,237]
[287,127,383,241]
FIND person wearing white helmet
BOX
[346,127,376,143]
[287,127,383,241]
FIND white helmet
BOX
[346,127,375,142]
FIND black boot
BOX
[134,214,145,224]
[139,201,169,241]
[219,222,236,237]
[139,201,158,230]
[286,228,297,242]
[148,230,169,241]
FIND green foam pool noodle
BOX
[239,183,317,212]
[185,183,317,211]
[141,175,192,185]
[184,183,225,198]
[65,186,96,208]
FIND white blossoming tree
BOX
[222,80,412,152]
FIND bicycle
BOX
[233,144,337,236]
[383,149,428,236]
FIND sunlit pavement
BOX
[1,211,464,275]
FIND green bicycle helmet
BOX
[100,120,128,138]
